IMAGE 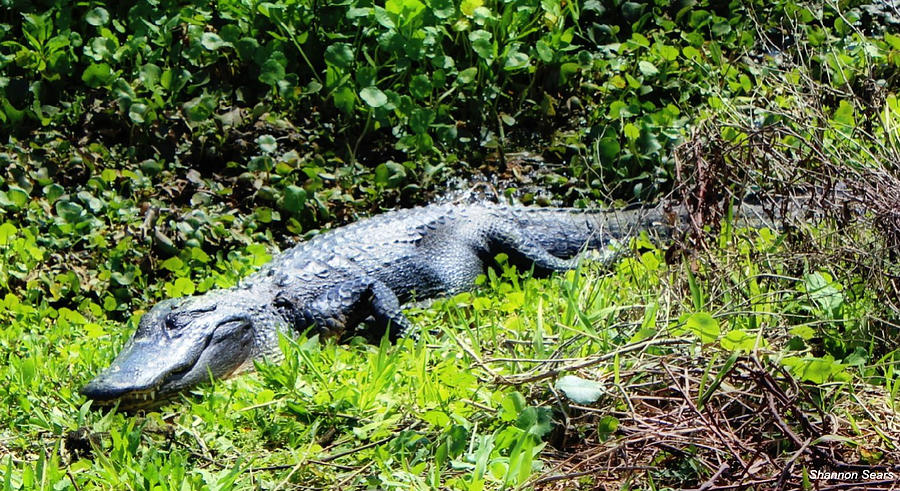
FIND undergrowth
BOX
[2,226,898,489]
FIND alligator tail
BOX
[509,205,672,258]
[511,200,793,259]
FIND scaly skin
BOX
[81,202,675,409]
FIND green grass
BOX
[2,224,897,489]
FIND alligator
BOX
[81,202,691,409]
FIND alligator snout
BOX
[80,376,158,404]
[79,337,179,408]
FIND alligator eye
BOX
[165,313,180,330]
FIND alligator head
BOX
[81,289,282,410]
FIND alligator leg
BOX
[366,280,415,341]
[487,223,582,274]
[280,277,413,342]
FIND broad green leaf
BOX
[555,375,604,404]
[140,159,164,176]
[577,50,593,68]
[82,63,114,88]
[473,6,492,22]
[682,46,701,60]
[685,312,720,343]
[516,406,552,437]
[608,100,633,118]
[347,7,371,18]
[359,86,387,107]
[84,322,105,338]
[885,33,900,50]
[803,272,844,315]
[87,36,114,62]
[622,1,643,20]
[200,33,227,50]
[325,43,354,69]
[720,330,760,352]
[0,222,16,245]
[469,30,493,60]
[385,0,425,19]
[1,97,26,126]
[128,103,148,123]
[235,37,260,60]
[332,85,356,114]
[259,58,286,87]
[789,325,815,340]
[630,32,650,48]
[597,415,619,441]
[689,9,711,28]
[415,132,433,151]
[831,100,855,127]
[409,108,433,134]
[373,7,395,28]
[595,137,620,160]
[283,185,307,213]
[504,51,529,70]
[249,156,274,172]
[256,207,274,223]
[168,277,195,296]
[191,247,211,263]
[559,62,579,82]
[457,67,478,84]
[162,256,184,272]
[183,94,216,122]
[782,356,845,384]
[460,0,483,17]
[638,60,658,76]
[4,187,28,208]
[409,75,431,99]
[843,347,868,366]
[85,7,109,26]
[499,392,526,421]
[55,200,85,222]
[711,22,731,36]
[656,44,679,61]
[623,123,640,140]
[374,162,407,187]
[431,0,455,18]
[110,271,134,286]
[139,63,161,88]
[219,24,242,43]
[535,40,553,62]
[584,0,605,13]
[257,134,278,153]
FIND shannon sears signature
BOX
[808,469,896,481]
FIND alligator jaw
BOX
[81,362,193,410]
[79,335,208,410]
[81,312,256,410]
[84,387,171,411]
